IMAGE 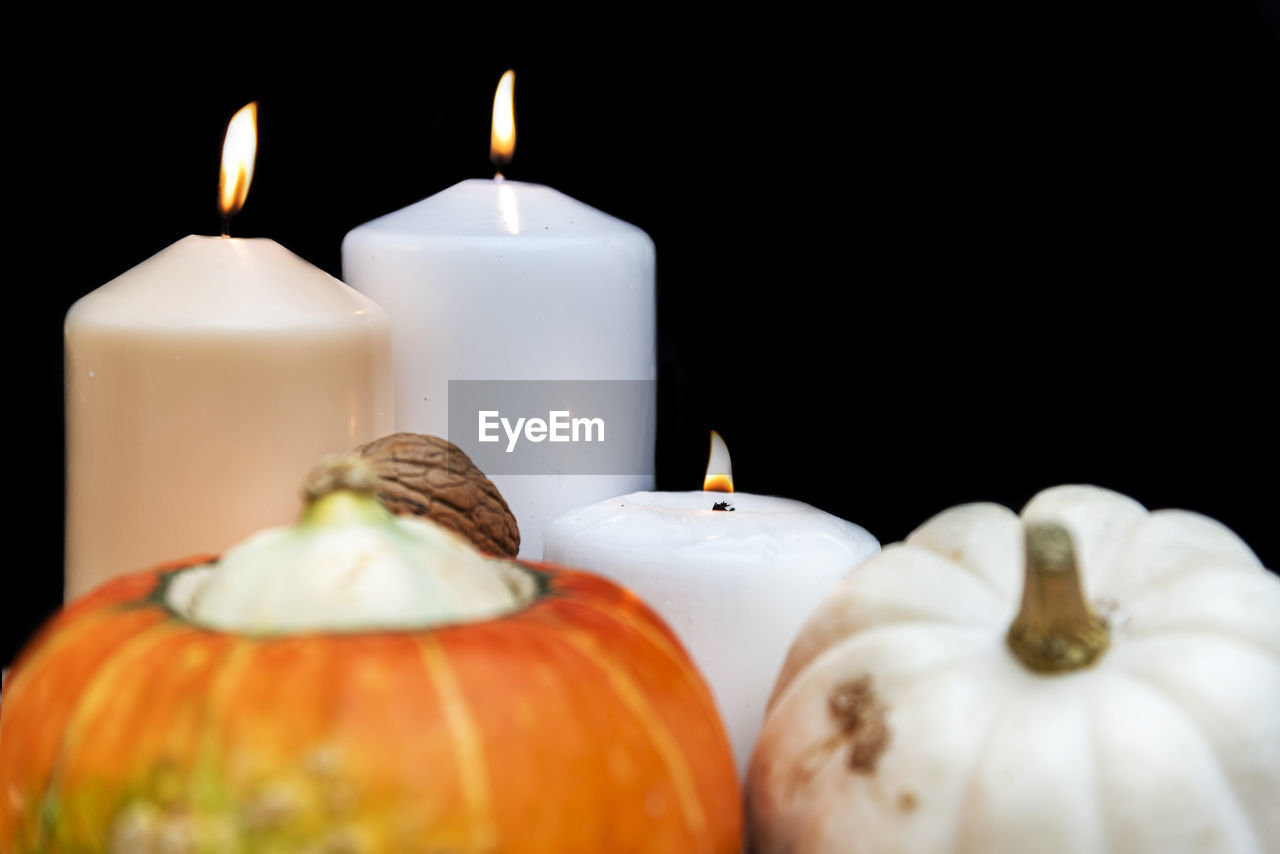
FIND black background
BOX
[5,7,1277,665]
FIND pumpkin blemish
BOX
[898,791,918,812]
[828,676,888,774]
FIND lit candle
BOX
[542,432,881,777]
[64,103,394,598]
[342,71,655,559]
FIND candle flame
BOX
[491,70,516,169]
[703,430,734,493]
[219,102,258,224]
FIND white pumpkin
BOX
[747,485,1280,854]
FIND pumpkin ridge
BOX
[414,633,498,849]
[1114,631,1280,676]
[191,635,259,791]
[770,550,1013,704]
[1086,671,1265,853]
[564,594,724,729]
[1116,510,1265,579]
[1103,667,1265,851]
[768,632,1003,793]
[34,621,189,849]
[5,569,180,690]
[1121,568,1280,660]
[1107,636,1280,848]
[881,637,1009,705]
[1109,562,1265,604]
[0,605,159,714]
[908,541,1013,602]
[896,656,1024,854]
[952,687,1084,852]
[904,504,1020,594]
[1081,674,1111,854]
[862,547,1013,617]
[769,622,995,717]
[1116,569,1280,653]
[555,625,711,849]
[1120,626,1280,665]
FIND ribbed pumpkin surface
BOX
[0,559,741,853]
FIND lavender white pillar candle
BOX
[342,175,655,558]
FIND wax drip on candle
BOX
[491,70,516,180]
[218,102,258,237]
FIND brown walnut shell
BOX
[355,433,520,558]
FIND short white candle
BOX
[543,435,879,776]
[63,104,394,598]
[342,73,654,558]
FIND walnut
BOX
[354,433,520,558]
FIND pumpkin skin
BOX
[0,558,741,853]
[747,485,1280,854]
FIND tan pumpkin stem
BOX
[302,454,381,501]
[1006,522,1109,673]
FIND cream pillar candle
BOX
[64,104,394,598]
[342,73,654,559]
[542,434,880,777]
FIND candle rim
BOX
[343,179,652,246]
[65,234,390,331]
[589,489,836,515]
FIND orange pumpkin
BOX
[0,461,740,853]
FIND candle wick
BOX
[493,171,505,182]
[220,213,232,239]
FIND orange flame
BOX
[703,430,734,493]
[491,70,516,169]
[218,102,258,225]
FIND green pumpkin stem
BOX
[1006,522,1109,673]
[298,454,391,527]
